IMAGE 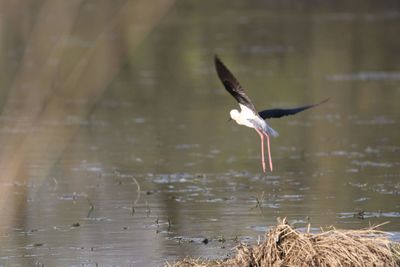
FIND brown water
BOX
[0,1,399,266]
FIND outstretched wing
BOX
[214,55,257,112]
[258,98,329,119]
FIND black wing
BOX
[258,98,329,119]
[214,55,257,112]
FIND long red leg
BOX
[264,133,273,172]
[255,129,266,173]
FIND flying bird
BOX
[214,55,328,173]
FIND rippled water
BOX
[0,1,399,266]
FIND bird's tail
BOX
[265,125,279,138]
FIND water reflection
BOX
[0,0,399,266]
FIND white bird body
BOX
[230,104,255,128]
[231,104,279,137]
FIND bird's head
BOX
[229,109,240,121]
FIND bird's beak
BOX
[227,117,232,122]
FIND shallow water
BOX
[0,1,399,266]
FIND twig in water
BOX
[130,206,135,216]
[146,201,151,216]
[256,191,265,208]
[251,191,265,215]
[86,197,94,218]
[131,176,141,205]
[129,176,142,216]
[113,170,123,185]
[52,178,58,191]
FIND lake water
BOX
[0,1,399,266]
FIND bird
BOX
[214,55,328,173]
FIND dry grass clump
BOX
[168,218,400,267]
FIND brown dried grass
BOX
[168,218,400,267]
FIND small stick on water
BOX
[168,217,172,232]
[130,176,142,216]
[86,198,94,218]
[255,191,264,208]
[114,173,144,216]
[130,206,135,216]
[113,170,122,185]
[131,176,141,205]
[52,178,58,191]
[253,191,265,215]
[146,201,151,217]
